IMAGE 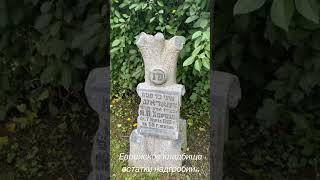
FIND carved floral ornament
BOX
[135,32,186,86]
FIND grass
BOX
[110,93,210,179]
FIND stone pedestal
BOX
[85,67,109,180]
[129,129,182,167]
[129,118,187,167]
[211,71,241,180]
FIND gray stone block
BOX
[85,67,109,180]
[211,71,241,180]
[136,83,185,140]
[129,118,186,168]
[85,67,109,114]
[129,129,183,168]
[180,119,187,151]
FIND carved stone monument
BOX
[211,71,241,180]
[129,32,187,168]
[83,39,242,180]
[85,67,109,180]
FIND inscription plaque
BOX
[137,88,180,138]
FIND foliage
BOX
[0,0,107,120]
[0,0,106,178]
[217,0,320,179]
[110,0,210,106]
[1,0,319,179]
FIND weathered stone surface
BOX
[135,32,185,86]
[85,67,109,114]
[180,119,187,151]
[129,32,187,168]
[211,71,241,180]
[85,67,109,180]
[136,82,185,140]
[129,129,183,168]
[129,118,186,168]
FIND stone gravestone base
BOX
[85,68,109,180]
[129,118,187,168]
[129,129,182,167]
[211,71,241,180]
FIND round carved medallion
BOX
[149,68,167,85]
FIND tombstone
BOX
[83,41,241,179]
[129,32,187,168]
[85,67,109,180]
[211,71,241,180]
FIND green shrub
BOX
[217,0,320,178]
[0,0,107,121]
[0,0,106,178]
[110,0,210,107]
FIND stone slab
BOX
[211,71,241,180]
[129,119,186,168]
[129,130,182,168]
[136,82,185,140]
[85,67,110,180]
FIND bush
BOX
[1,0,319,179]
[216,0,320,179]
[0,0,107,121]
[0,0,106,178]
[110,0,210,107]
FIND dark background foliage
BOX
[0,0,107,179]
[0,0,319,179]
[216,0,320,179]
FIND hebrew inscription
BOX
[137,89,180,132]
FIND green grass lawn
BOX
[110,94,210,179]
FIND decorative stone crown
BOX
[136,32,186,86]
